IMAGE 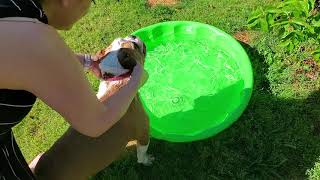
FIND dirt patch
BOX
[295,58,320,81]
[233,31,252,45]
[148,0,178,7]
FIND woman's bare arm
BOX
[0,22,143,137]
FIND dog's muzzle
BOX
[99,35,146,81]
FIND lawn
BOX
[13,0,320,179]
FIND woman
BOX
[0,0,148,179]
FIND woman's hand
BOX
[89,55,103,79]
[76,54,102,79]
[88,45,112,79]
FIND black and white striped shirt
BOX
[0,0,48,179]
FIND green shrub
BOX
[247,0,320,60]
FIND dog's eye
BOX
[132,42,139,50]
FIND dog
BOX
[95,35,154,166]
[31,36,154,180]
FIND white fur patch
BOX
[99,36,144,77]
[96,81,108,99]
[137,141,154,166]
[110,38,122,51]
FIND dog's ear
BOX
[96,45,113,60]
[142,42,147,57]
[117,48,137,70]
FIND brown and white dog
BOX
[96,35,154,166]
[31,36,154,180]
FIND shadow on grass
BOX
[94,42,320,180]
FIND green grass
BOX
[13,0,320,179]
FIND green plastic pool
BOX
[132,21,253,142]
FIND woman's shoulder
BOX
[0,18,57,38]
[0,19,75,90]
[0,19,64,57]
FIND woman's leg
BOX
[34,103,139,180]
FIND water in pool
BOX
[139,39,243,133]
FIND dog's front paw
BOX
[138,154,155,166]
[137,142,154,166]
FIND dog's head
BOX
[96,35,147,81]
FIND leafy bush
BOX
[247,0,320,60]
